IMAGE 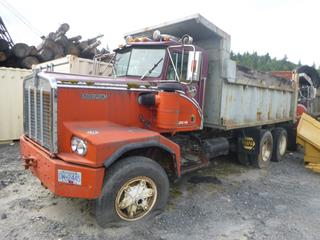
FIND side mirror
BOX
[186,51,202,81]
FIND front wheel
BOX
[95,156,169,228]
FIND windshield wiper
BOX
[140,57,164,80]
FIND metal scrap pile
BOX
[0,23,108,69]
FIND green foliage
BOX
[230,51,298,72]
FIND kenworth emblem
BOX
[81,93,107,100]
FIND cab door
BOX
[165,46,207,110]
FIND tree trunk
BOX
[67,43,80,56]
[20,56,39,69]
[0,51,7,62]
[69,35,82,43]
[37,48,54,62]
[55,35,69,51]
[0,39,9,52]
[29,46,38,56]
[12,43,31,58]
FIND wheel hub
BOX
[262,139,272,162]
[115,176,157,221]
[279,135,287,156]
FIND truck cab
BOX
[20,30,212,227]
[112,36,207,110]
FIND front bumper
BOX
[20,136,104,199]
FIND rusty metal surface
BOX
[204,66,297,129]
[220,69,295,129]
[271,71,293,80]
[20,136,105,199]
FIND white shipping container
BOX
[34,55,113,76]
[0,67,32,141]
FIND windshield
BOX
[114,48,166,78]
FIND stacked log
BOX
[0,39,9,62]
[0,23,106,69]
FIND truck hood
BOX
[58,121,161,167]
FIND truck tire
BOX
[285,125,297,151]
[95,156,169,228]
[237,152,250,166]
[250,130,273,169]
[271,128,287,162]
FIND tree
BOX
[298,60,302,67]
[231,51,300,72]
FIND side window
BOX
[166,52,189,82]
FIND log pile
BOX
[0,23,106,69]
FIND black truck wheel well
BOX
[103,141,178,181]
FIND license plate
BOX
[58,169,82,185]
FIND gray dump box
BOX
[126,14,297,130]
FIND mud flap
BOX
[237,128,261,156]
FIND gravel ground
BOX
[1,142,320,240]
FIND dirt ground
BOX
[1,142,320,240]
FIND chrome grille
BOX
[24,87,54,151]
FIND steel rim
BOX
[279,134,287,156]
[261,138,272,162]
[115,176,157,221]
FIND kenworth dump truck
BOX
[20,14,298,227]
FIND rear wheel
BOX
[271,128,287,162]
[95,156,169,228]
[284,124,297,151]
[250,130,273,169]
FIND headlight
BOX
[71,137,87,156]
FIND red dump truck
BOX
[20,14,298,227]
